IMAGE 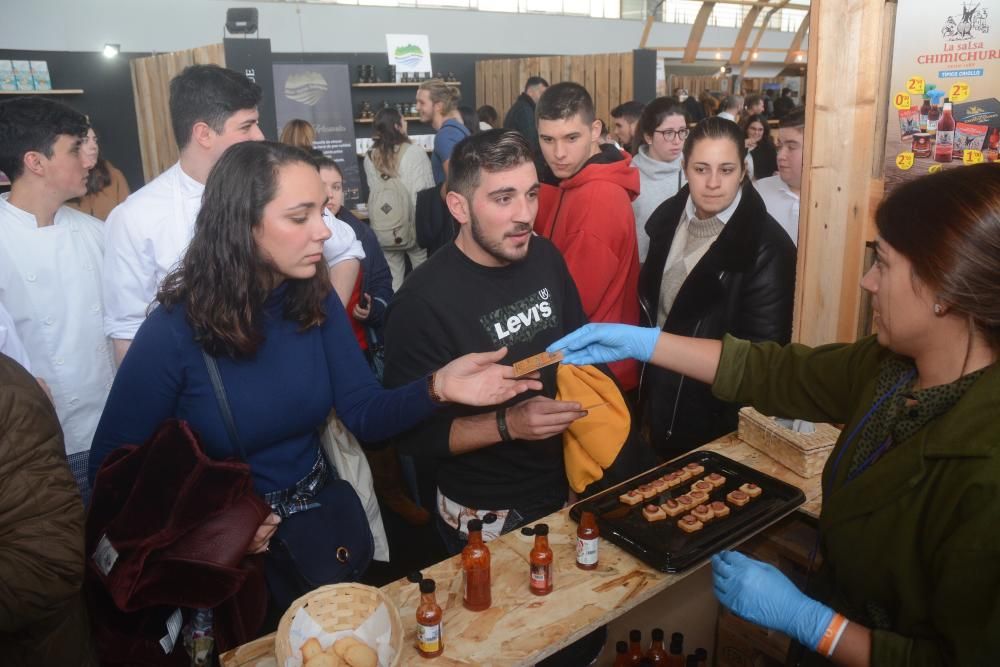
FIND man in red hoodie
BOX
[535,82,641,390]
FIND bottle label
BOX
[928,119,938,133]
[530,563,552,590]
[937,130,954,147]
[576,537,599,566]
[417,623,441,653]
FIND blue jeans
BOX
[434,487,567,556]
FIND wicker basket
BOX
[274,583,403,667]
[737,407,840,478]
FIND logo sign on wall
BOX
[272,63,362,208]
[386,34,433,77]
[883,0,999,192]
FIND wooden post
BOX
[794,0,895,345]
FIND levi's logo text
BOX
[482,288,558,346]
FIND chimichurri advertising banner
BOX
[883,0,999,192]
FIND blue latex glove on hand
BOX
[712,550,834,650]
[546,323,661,365]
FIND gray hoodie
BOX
[631,145,686,262]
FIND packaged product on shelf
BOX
[954,98,1000,129]
[897,107,920,140]
[29,61,51,91]
[11,60,34,91]
[953,122,989,158]
[0,61,17,91]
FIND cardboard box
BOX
[29,61,51,91]
[11,60,34,91]
[716,609,790,667]
[954,98,1000,130]
[0,61,17,91]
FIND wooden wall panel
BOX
[478,52,636,127]
[130,44,225,183]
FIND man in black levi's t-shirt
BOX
[383,130,589,554]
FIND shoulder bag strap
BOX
[202,350,249,462]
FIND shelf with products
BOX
[352,81,462,88]
[0,89,84,95]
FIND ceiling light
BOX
[103,43,120,58]
[794,52,805,63]
[752,51,759,59]
[715,51,722,59]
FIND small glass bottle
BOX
[694,648,708,667]
[576,510,600,570]
[919,97,931,132]
[612,640,631,667]
[934,99,955,163]
[627,629,644,664]
[522,524,553,595]
[646,627,669,665]
[461,514,496,611]
[416,578,443,658]
[685,656,698,667]
[666,632,685,667]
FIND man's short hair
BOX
[745,94,763,110]
[169,64,262,150]
[610,100,645,121]
[0,97,88,182]
[536,82,596,124]
[719,95,741,112]
[524,76,549,92]
[780,107,806,130]
[447,129,534,201]
[781,87,792,96]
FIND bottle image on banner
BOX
[934,98,955,163]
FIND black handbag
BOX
[202,352,375,613]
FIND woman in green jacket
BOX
[548,163,1000,666]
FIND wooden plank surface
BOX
[221,435,822,667]
[608,53,621,114]
[595,53,610,125]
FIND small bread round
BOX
[642,504,666,522]
[692,504,714,522]
[620,490,643,506]
[301,638,324,661]
[677,515,704,533]
[639,483,658,500]
[740,482,762,498]
[706,473,726,487]
[343,643,377,667]
[333,637,365,658]
[684,463,705,476]
[650,478,669,493]
[664,472,682,488]
[676,494,695,508]
[676,469,692,482]
[726,490,749,506]
[305,654,341,667]
[693,480,713,493]
[689,490,709,505]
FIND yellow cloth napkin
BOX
[556,364,631,493]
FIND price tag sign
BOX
[964,149,984,165]
[928,164,943,174]
[906,76,926,95]
[949,82,970,103]
[896,152,915,170]
[893,92,911,110]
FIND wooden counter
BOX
[221,434,822,667]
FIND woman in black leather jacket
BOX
[639,117,796,460]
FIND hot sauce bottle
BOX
[934,99,955,163]
[415,578,443,658]
[522,524,553,595]
[461,514,496,611]
[576,510,600,570]
[646,628,669,664]
[627,629,644,664]
[612,641,631,667]
[666,632,685,667]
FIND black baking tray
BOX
[569,450,805,573]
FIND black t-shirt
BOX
[382,237,588,509]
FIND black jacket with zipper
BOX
[638,181,796,459]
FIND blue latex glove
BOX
[712,550,834,650]
[546,323,661,365]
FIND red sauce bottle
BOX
[576,510,600,570]
[627,629,644,664]
[646,628,669,664]
[415,578,443,658]
[461,514,495,611]
[612,641,631,667]
[666,632,685,667]
[934,99,955,163]
[522,524,553,595]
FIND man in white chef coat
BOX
[0,97,116,502]
[103,64,364,365]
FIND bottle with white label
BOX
[934,99,955,163]
[416,578,443,658]
[523,523,553,595]
[576,510,600,570]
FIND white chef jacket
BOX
[754,175,800,246]
[103,162,365,340]
[0,195,115,455]
[0,300,31,372]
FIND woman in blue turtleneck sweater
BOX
[89,142,538,572]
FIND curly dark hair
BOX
[157,141,330,358]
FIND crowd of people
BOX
[1,63,997,667]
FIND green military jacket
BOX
[713,335,1000,666]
